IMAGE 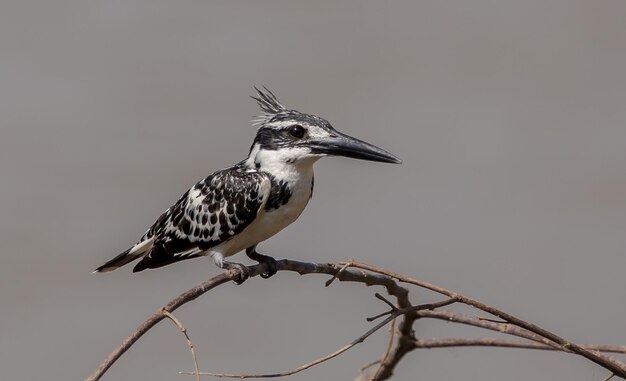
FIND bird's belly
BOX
[220,187,311,257]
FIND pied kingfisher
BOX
[94,88,401,283]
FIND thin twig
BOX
[181,343,354,379]
[417,310,559,348]
[412,338,626,354]
[182,310,403,378]
[325,259,353,287]
[374,293,398,310]
[478,316,508,324]
[360,360,380,372]
[162,310,201,381]
[367,298,457,323]
[373,317,397,379]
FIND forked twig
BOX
[162,309,201,381]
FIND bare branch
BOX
[181,342,355,379]
[412,338,626,354]
[86,259,409,381]
[86,272,232,381]
[374,292,398,311]
[162,310,200,381]
[87,259,626,381]
[365,298,456,380]
[346,260,626,379]
[372,318,396,379]
[416,310,559,348]
[367,298,457,323]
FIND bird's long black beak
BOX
[308,130,402,164]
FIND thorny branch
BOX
[86,259,626,381]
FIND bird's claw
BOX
[246,247,278,279]
[260,257,278,279]
[223,262,249,284]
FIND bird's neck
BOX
[244,143,318,184]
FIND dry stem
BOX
[162,310,200,381]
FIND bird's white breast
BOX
[215,158,316,258]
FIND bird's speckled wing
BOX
[132,168,270,272]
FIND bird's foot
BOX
[246,247,278,279]
[221,261,249,285]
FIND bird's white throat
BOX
[247,143,320,185]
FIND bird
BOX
[94,87,401,283]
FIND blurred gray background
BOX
[1,1,625,380]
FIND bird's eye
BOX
[288,125,305,139]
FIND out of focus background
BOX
[2,1,625,380]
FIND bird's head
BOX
[248,87,402,168]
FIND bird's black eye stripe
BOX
[288,125,306,139]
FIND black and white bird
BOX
[94,88,401,283]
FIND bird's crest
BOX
[251,87,287,127]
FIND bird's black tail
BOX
[94,237,155,273]
[93,248,142,273]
